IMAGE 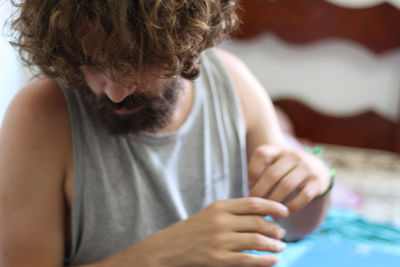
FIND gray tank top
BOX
[61,48,248,266]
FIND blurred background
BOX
[1,0,400,266]
[222,34,400,121]
[221,0,400,154]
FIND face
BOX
[79,65,183,135]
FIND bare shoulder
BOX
[0,76,70,266]
[1,76,71,170]
[6,76,68,123]
[2,77,69,131]
[215,48,285,155]
[0,76,71,171]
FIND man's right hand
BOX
[97,197,289,267]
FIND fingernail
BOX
[278,228,286,238]
[277,241,287,250]
[278,204,289,214]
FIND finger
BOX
[212,197,289,218]
[248,145,282,187]
[227,232,286,253]
[224,251,279,267]
[267,167,307,203]
[250,154,296,198]
[285,181,319,213]
[230,215,286,239]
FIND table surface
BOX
[322,144,400,227]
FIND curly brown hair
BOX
[10,0,240,88]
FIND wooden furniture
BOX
[232,0,400,153]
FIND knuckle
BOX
[301,188,314,202]
[248,167,259,179]
[250,234,265,248]
[236,253,252,265]
[209,233,227,249]
[290,149,303,161]
[278,179,292,192]
[206,251,225,263]
[236,253,256,266]
[298,161,319,182]
[254,216,267,229]
[210,214,230,230]
[265,168,279,180]
[254,146,266,156]
[302,161,318,177]
[246,197,262,212]
[308,169,318,180]
[254,147,270,162]
[208,200,225,213]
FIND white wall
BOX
[327,0,400,8]
[222,34,400,121]
[0,0,31,125]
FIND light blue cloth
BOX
[247,207,400,266]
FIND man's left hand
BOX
[248,144,331,213]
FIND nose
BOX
[104,80,136,103]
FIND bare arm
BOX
[217,48,331,240]
[0,78,70,266]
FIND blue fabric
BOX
[247,207,400,266]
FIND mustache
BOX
[98,93,149,110]
[80,76,182,114]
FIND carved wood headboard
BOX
[232,0,400,153]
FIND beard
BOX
[78,77,183,135]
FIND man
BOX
[0,0,332,266]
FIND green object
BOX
[303,145,335,199]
